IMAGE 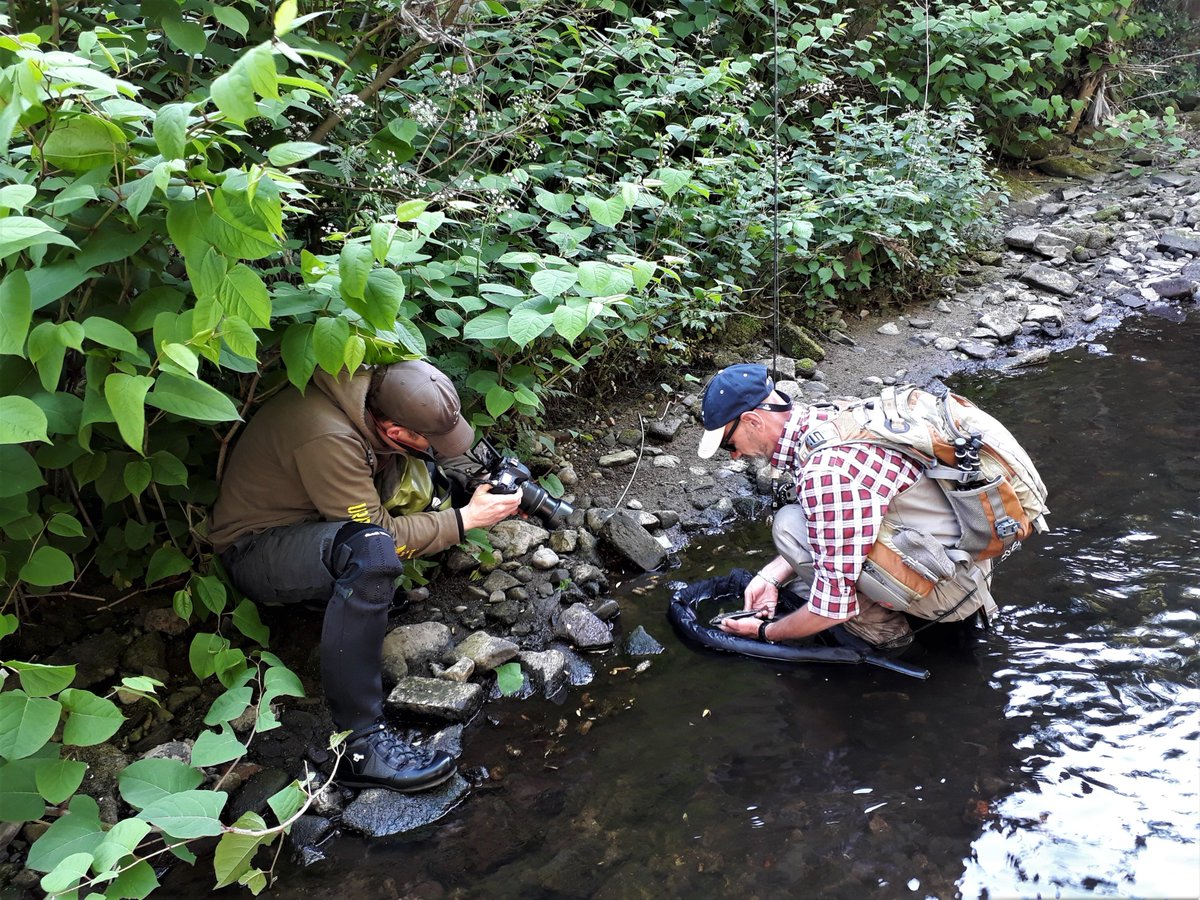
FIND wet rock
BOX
[623,626,665,656]
[600,511,667,572]
[75,744,130,824]
[46,630,125,689]
[555,603,613,650]
[654,509,680,528]
[645,417,684,442]
[1148,277,1196,299]
[590,598,621,621]
[139,740,193,763]
[977,313,1022,343]
[1157,230,1200,255]
[1081,303,1104,323]
[230,767,292,821]
[1020,264,1079,296]
[287,814,333,867]
[447,631,518,671]
[598,449,637,467]
[1119,293,1148,309]
[341,774,471,838]
[482,570,520,594]
[487,520,550,557]
[385,676,484,723]
[558,646,595,686]
[435,657,475,683]
[382,622,453,681]
[518,649,567,696]
[1024,304,1065,326]
[549,529,578,554]
[957,340,996,360]
[484,598,522,627]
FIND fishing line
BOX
[770,0,782,378]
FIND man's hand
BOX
[460,483,522,531]
[744,576,779,618]
[719,610,768,638]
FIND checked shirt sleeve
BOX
[797,446,921,620]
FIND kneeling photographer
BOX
[210,361,534,794]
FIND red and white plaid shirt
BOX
[770,405,921,619]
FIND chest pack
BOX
[794,385,1049,620]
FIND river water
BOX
[273,312,1199,899]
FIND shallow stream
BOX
[272,312,1199,899]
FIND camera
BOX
[470,438,574,529]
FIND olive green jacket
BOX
[208,368,463,557]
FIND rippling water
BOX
[263,314,1198,899]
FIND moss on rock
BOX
[779,322,826,362]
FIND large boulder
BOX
[600,511,667,572]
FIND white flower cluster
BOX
[511,93,548,133]
[438,69,472,91]
[367,149,421,191]
[462,109,479,135]
[285,120,309,141]
[695,19,719,49]
[410,97,440,128]
[332,92,368,122]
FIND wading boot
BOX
[338,720,456,792]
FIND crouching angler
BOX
[696,363,1048,652]
[209,361,522,792]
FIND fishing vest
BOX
[797,385,1049,621]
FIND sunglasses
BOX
[718,392,794,453]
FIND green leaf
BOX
[964,71,987,91]
[205,189,279,260]
[218,264,271,328]
[0,217,78,258]
[38,850,93,896]
[104,857,160,898]
[214,812,271,889]
[125,458,153,496]
[0,614,18,641]
[147,373,241,422]
[3,660,75,697]
[0,184,36,213]
[163,16,206,55]
[0,692,62,759]
[0,270,32,355]
[281,322,315,390]
[0,757,47,822]
[266,782,305,827]
[154,102,191,159]
[211,58,257,126]
[104,373,153,453]
[584,194,626,227]
[312,317,351,375]
[173,589,193,622]
[192,574,227,615]
[92,818,153,873]
[462,308,512,342]
[46,512,84,537]
[232,599,270,647]
[534,189,575,215]
[0,446,45,497]
[652,167,692,198]
[35,758,87,804]
[0,394,49,445]
[531,268,577,298]
[189,632,229,680]
[190,727,247,768]
[267,141,325,166]
[19,546,75,587]
[59,688,124,746]
[362,268,404,330]
[213,5,251,36]
[338,243,372,301]
[485,385,515,418]
[275,0,298,34]
[137,788,227,838]
[495,661,523,696]
[508,308,550,348]
[40,114,128,173]
[577,262,633,297]
[25,794,104,873]
[395,200,428,222]
[161,342,200,378]
[118,758,203,811]
[552,303,590,343]
[204,686,252,727]
[391,315,427,357]
[145,545,192,585]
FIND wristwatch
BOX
[758,620,773,642]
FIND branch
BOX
[308,42,429,144]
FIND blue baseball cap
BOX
[697,364,775,459]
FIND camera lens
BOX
[519,482,574,529]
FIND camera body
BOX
[471,438,574,529]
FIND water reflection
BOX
[263,315,1198,899]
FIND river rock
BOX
[934,336,959,351]
[1003,225,1040,249]
[1157,230,1200,255]
[230,767,292,821]
[598,449,637,467]
[1148,277,1197,299]
[482,570,520,593]
[382,622,453,680]
[555,603,613,650]
[876,321,901,335]
[1151,173,1193,189]
[518,649,567,696]
[646,418,684,442]
[1032,232,1073,258]
[977,313,1022,343]
[652,454,680,468]
[1081,303,1104,323]
[487,520,549,557]
[623,626,665,656]
[447,631,518,671]
[1024,304,1066,326]
[530,547,560,570]
[549,529,578,553]
[143,607,190,636]
[600,511,667,571]
[341,774,471,838]
[436,657,475,682]
[957,340,996,360]
[287,815,333,867]
[1020,264,1079,296]
[385,676,484,722]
